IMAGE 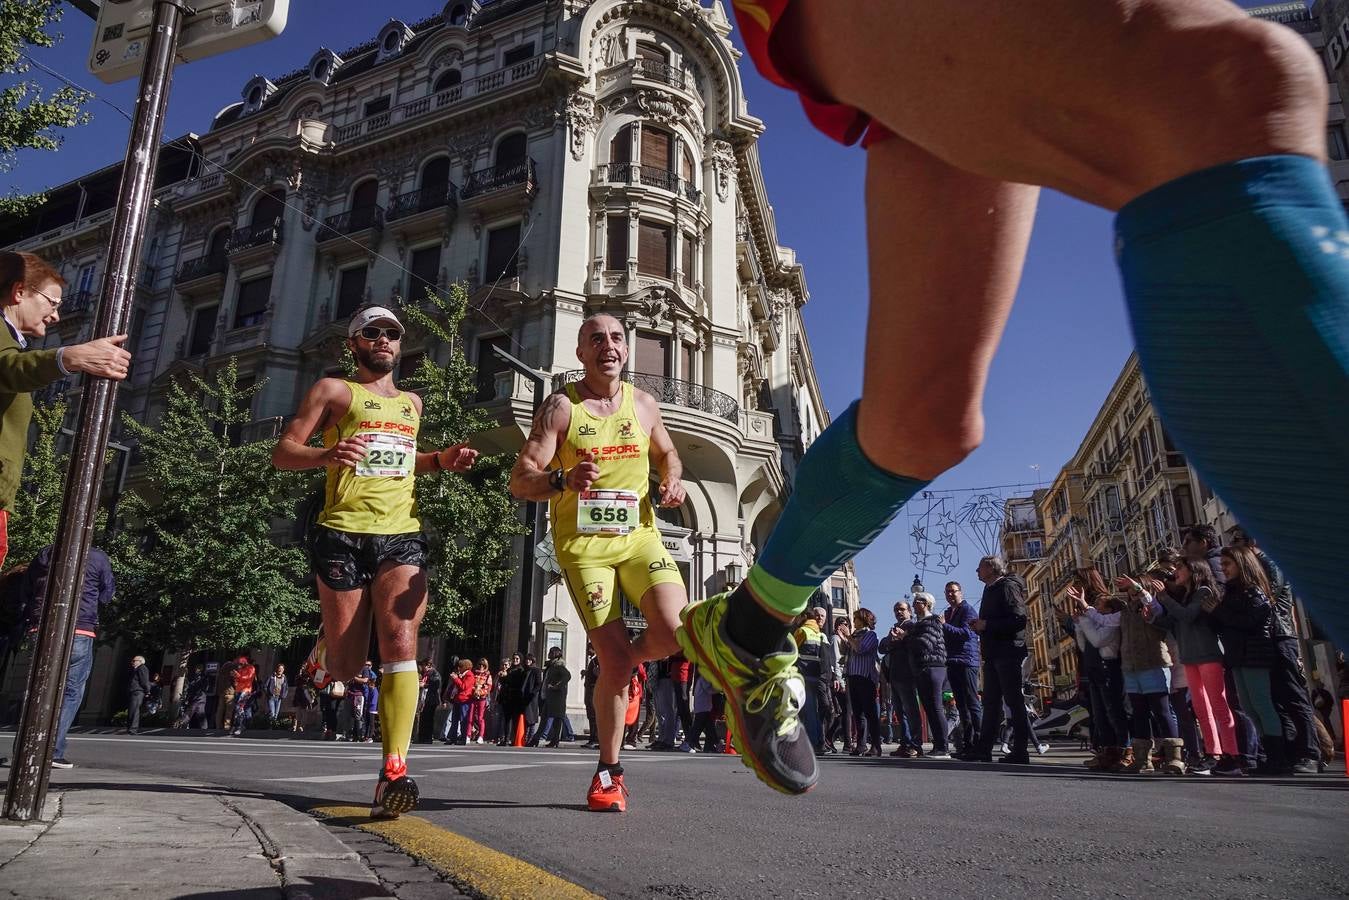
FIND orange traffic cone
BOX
[722,721,737,755]
[513,717,525,747]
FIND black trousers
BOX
[1271,638,1320,761]
[947,663,983,750]
[915,666,950,752]
[847,675,881,751]
[978,656,1032,755]
[128,691,145,731]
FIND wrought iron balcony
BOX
[317,205,385,243]
[631,57,685,89]
[386,184,459,221]
[226,221,283,255]
[176,253,228,284]
[553,370,739,423]
[462,158,536,200]
[601,163,701,204]
[59,289,95,318]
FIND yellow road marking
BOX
[311,805,602,900]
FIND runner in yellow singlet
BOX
[272,306,478,819]
[510,313,687,812]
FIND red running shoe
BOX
[371,755,418,819]
[586,770,628,813]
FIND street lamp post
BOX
[3,0,186,823]
[490,346,547,659]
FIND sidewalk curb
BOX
[0,791,62,867]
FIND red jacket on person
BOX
[453,671,476,703]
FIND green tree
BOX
[106,361,314,654]
[400,284,526,636]
[3,397,68,571]
[1,1,91,217]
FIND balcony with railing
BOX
[57,289,95,320]
[598,163,702,205]
[226,222,283,267]
[317,205,385,248]
[332,56,544,147]
[598,57,692,96]
[553,370,739,424]
[461,158,537,202]
[175,253,229,293]
[387,184,459,222]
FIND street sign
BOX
[88,0,289,84]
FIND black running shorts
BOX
[309,525,429,591]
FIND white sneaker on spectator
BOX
[1036,742,1050,755]
[676,742,697,753]
[997,742,1010,755]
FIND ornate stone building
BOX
[1,0,838,721]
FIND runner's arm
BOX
[510,391,571,501]
[272,380,363,470]
[639,392,684,508]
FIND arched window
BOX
[421,156,450,191]
[448,4,468,26]
[249,191,284,229]
[433,69,462,93]
[351,178,379,211]
[610,124,633,165]
[207,227,230,262]
[494,132,527,168]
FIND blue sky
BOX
[8,1,1279,605]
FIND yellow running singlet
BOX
[318,380,421,535]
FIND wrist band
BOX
[433,450,444,471]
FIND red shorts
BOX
[732,0,893,147]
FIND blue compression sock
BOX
[746,401,928,616]
[1117,154,1349,645]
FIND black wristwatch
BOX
[549,468,567,493]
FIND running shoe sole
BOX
[677,598,817,796]
[372,775,419,819]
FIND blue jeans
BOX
[54,635,95,759]
[267,696,283,720]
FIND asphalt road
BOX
[13,731,1349,899]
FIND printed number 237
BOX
[369,450,407,467]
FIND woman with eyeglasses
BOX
[1144,554,1240,775]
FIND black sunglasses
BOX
[357,326,402,341]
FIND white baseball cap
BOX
[348,306,404,337]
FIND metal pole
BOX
[4,0,185,823]
[491,347,547,658]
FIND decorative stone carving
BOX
[707,138,737,203]
[373,153,415,191]
[447,125,492,166]
[430,48,463,73]
[564,93,598,161]
[636,289,668,325]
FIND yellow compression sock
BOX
[379,660,419,765]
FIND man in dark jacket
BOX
[23,543,115,766]
[878,600,922,755]
[127,655,151,734]
[582,644,601,749]
[971,555,1034,763]
[942,580,982,753]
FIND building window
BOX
[447,4,468,26]
[637,220,671,278]
[363,96,390,118]
[399,352,425,381]
[606,215,628,270]
[335,266,367,320]
[476,335,510,400]
[1173,484,1197,529]
[610,124,632,164]
[635,331,670,377]
[680,342,695,383]
[249,191,284,229]
[485,223,521,281]
[831,586,846,609]
[636,42,667,65]
[350,177,379,211]
[408,245,441,301]
[433,69,462,93]
[495,132,527,167]
[188,305,217,357]
[233,278,269,329]
[502,42,534,65]
[681,232,695,288]
[641,126,672,172]
[1330,126,1349,162]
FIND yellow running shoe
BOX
[677,592,817,794]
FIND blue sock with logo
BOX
[1117,154,1349,645]
[742,401,928,619]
